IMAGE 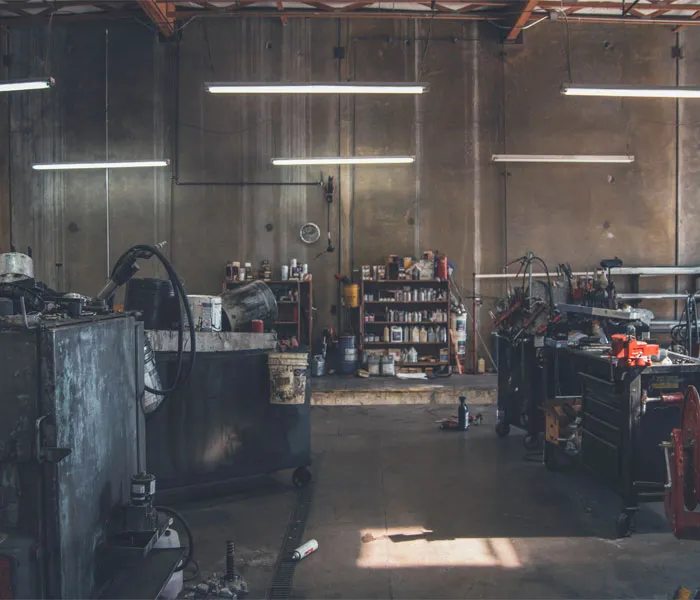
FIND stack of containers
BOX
[452,313,468,359]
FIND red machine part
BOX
[0,555,12,600]
[664,385,700,539]
[610,334,660,367]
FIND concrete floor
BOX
[180,405,700,599]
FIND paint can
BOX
[251,319,264,333]
[268,352,309,404]
[281,265,289,281]
[187,295,222,332]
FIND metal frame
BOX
[5,1,700,30]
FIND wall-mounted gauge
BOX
[300,222,321,244]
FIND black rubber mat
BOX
[265,477,315,599]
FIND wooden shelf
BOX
[362,279,448,284]
[364,342,447,346]
[396,361,448,367]
[224,280,309,285]
[364,321,448,326]
[365,301,446,305]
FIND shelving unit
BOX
[360,279,451,371]
[223,279,313,348]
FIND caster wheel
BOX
[616,512,633,538]
[524,434,540,450]
[292,467,312,488]
[495,422,510,438]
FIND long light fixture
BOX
[32,160,170,171]
[562,84,700,99]
[491,154,635,164]
[0,77,55,92]
[272,156,415,166]
[206,82,427,95]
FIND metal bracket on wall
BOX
[672,45,683,59]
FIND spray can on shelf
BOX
[292,539,319,561]
[458,396,469,431]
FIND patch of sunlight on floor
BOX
[356,527,522,569]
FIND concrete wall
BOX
[1,17,697,359]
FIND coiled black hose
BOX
[111,244,196,396]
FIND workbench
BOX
[547,345,700,536]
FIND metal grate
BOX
[265,479,315,599]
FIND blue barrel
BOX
[339,335,356,350]
[340,348,358,374]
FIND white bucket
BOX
[268,352,309,405]
[187,295,222,332]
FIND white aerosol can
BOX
[292,539,318,561]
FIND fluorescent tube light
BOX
[491,154,635,164]
[0,77,55,92]
[272,156,416,166]
[206,83,427,95]
[562,84,700,99]
[32,160,170,171]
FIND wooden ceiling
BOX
[2,1,700,39]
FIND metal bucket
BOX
[221,281,278,331]
[0,252,33,283]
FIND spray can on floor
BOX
[458,396,469,431]
[292,539,319,561]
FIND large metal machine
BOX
[0,245,196,598]
[491,252,700,536]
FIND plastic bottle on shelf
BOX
[420,326,428,343]
[383,326,390,343]
[403,326,410,342]
[412,288,419,302]
[408,347,418,363]
[412,325,420,343]
[427,327,436,343]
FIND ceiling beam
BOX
[137,0,175,36]
[505,0,538,41]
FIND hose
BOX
[112,244,196,396]
[155,506,195,572]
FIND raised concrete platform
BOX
[311,373,497,406]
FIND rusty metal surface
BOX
[146,349,311,493]
[0,314,142,598]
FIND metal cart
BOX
[550,346,700,536]
[146,331,312,500]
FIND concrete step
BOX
[310,374,497,406]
